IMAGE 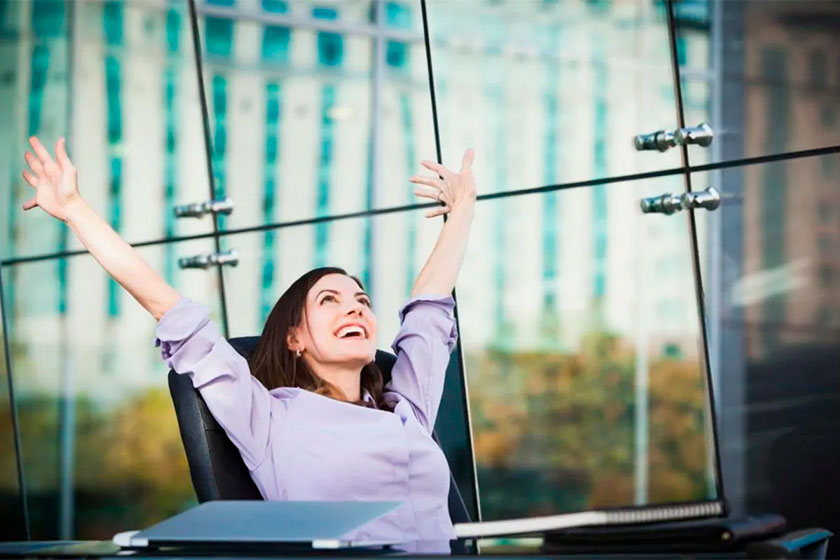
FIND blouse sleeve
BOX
[386,294,459,433]
[154,297,274,470]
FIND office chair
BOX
[168,335,473,545]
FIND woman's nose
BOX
[345,301,365,316]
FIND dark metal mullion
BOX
[420,0,482,524]
[58,0,77,539]
[0,262,30,540]
[665,0,727,507]
[187,0,230,339]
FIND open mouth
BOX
[335,325,368,340]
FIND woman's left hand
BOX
[410,149,476,218]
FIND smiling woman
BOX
[250,267,383,406]
[19,134,477,550]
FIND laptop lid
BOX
[115,500,402,548]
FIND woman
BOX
[21,136,477,551]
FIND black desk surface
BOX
[0,538,761,558]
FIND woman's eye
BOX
[320,295,370,307]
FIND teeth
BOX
[337,326,366,338]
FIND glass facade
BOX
[1,239,223,539]
[673,2,840,540]
[0,262,26,540]
[0,0,216,261]
[1,0,838,545]
[457,178,717,519]
[425,0,684,185]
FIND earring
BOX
[295,349,301,358]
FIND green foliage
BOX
[0,388,195,539]
[467,330,710,519]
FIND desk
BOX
[0,534,831,559]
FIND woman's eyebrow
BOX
[316,289,370,298]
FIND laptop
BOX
[113,500,403,550]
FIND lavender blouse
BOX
[154,294,459,550]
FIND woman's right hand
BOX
[21,136,82,223]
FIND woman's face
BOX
[294,273,378,367]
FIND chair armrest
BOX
[746,528,833,559]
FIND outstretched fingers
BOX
[28,136,54,166]
[460,148,475,172]
[24,151,44,177]
[424,205,450,218]
[21,169,39,188]
[29,136,62,181]
[414,187,443,202]
[420,160,450,178]
[410,175,442,189]
[55,137,73,171]
[22,197,38,211]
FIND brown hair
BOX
[248,267,384,408]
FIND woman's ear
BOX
[286,328,299,352]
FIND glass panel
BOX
[220,212,439,345]
[695,153,840,534]
[676,0,840,166]
[3,238,224,539]
[380,5,437,209]
[425,0,683,190]
[0,0,70,261]
[458,179,718,519]
[197,0,435,232]
[217,210,477,512]
[200,10,371,232]
[197,0,376,27]
[0,269,26,540]
[0,0,214,261]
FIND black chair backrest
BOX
[168,336,472,526]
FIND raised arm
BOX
[21,136,180,319]
[386,150,476,431]
[409,148,476,298]
[22,136,274,471]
